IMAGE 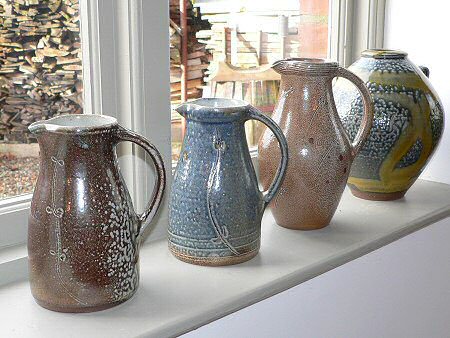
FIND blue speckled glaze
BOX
[169,98,288,266]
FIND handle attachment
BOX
[419,65,430,78]
[248,107,288,209]
[116,127,166,240]
[336,67,374,158]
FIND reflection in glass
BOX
[0,0,83,200]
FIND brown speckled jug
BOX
[258,58,373,230]
[28,114,166,312]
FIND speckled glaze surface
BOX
[258,58,374,230]
[169,98,288,266]
[334,49,445,200]
[28,114,166,313]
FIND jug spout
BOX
[28,119,47,135]
[175,102,189,118]
[272,58,291,74]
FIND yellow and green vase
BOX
[334,49,445,200]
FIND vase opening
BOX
[361,49,407,59]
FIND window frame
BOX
[0,0,384,283]
[0,0,171,257]
[329,0,386,66]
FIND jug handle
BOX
[116,127,166,241]
[248,107,289,209]
[336,67,374,158]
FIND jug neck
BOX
[272,59,341,124]
[185,118,246,143]
[35,126,118,161]
[29,114,120,162]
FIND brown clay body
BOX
[28,115,165,312]
[258,58,373,230]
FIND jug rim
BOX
[272,58,338,75]
[29,114,118,134]
[176,98,251,122]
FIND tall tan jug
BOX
[258,58,373,230]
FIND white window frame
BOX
[0,0,385,284]
[329,0,386,66]
[0,0,171,283]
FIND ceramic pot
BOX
[28,114,166,313]
[334,49,445,200]
[169,98,288,266]
[258,58,374,230]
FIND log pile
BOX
[169,0,210,106]
[0,0,82,143]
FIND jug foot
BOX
[169,247,259,266]
[33,297,131,313]
[277,222,330,231]
[349,186,407,201]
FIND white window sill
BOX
[0,179,449,338]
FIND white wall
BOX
[384,0,450,184]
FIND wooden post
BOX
[256,30,262,66]
[231,24,238,66]
[221,27,228,62]
[279,15,289,59]
[180,0,188,134]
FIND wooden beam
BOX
[179,0,188,134]
[279,15,289,59]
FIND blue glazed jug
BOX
[169,98,288,266]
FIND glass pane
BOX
[170,0,329,163]
[0,0,83,200]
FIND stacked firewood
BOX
[0,0,82,143]
[169,0,210,106]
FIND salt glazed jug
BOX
[258,58,374,230]
[28,114,166,313]
[169,98,288,266]
[334,49,445,200]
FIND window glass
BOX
[170,0,329,163]
[0,0,82,200]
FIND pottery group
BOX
[334,49,445,200]
[27,49,444,313]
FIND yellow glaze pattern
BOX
[334,49,444,199]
